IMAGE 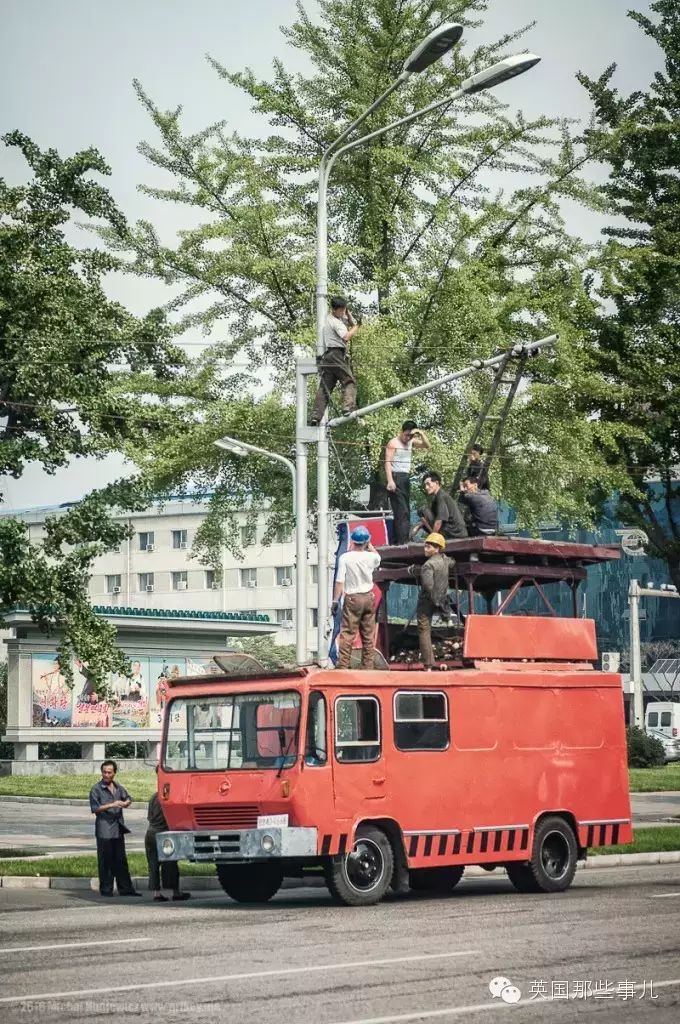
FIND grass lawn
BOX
[0,852,215,877]
[591,824,680,856]
[628,763,680,792]
[0,772,156,801]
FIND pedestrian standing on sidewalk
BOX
[384,421,430,545]
[333,526,381,669]
[89,760,141,898]
[310,296,359,425]
[145,774,191,903]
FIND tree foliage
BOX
[578,0,680,586]
[104,0,633,567]
[0,132,197,683]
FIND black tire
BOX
[409,866,464,893]
[325,826,394,906]
[506,816,578,894]
[216,862,283,903]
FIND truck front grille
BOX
[193,803,259,829]
[194,832,241,859]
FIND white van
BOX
[646,702,680,739]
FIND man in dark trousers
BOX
[89,760,140,897]
[464,443,489,490]
[146,775,191,902]
[384,420,430,545]
[415,532,452,668]
[310,296,359,424]
[459,478,498,535]
[415,471,467,540]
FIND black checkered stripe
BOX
[577,819,630,848]
[404,825,530,864]
[319,832,350,856]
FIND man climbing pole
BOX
[310,296,359,425]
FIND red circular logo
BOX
[218,779,231,794]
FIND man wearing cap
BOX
[385,420,430,545]
[310,296,359,425]
[415,533,452,668]
[333,526,381,669]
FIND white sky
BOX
[1,0,661,510]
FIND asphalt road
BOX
[0,863,679,1023]
[1,791,678,856]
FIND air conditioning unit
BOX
[146,584,155,593]
[211,582,221,590]
[177,581,188,591]
[602,651,621,673]
[112,586,121,594]
[146,544,154,552]
[246,580,257,589]
[281,621,294,630]
[282,578,292,587]
[179,541,187,549]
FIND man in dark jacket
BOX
[415,471,467,540]
[146,777,191,902]
[459,479,498,535]
[89,760,140,897]
[415,532,452,668]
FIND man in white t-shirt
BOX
[332,526,381,669]
[384,420,430,545]
[310,296,359,425]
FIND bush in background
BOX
[627,726,666,768]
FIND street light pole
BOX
[313,52,542,664]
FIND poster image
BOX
[149,657,187,729]
[111,657,150,728]
[31,654,73,727]
[72,659,111,728]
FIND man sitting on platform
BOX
[414,471,467,541]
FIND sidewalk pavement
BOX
[2,851,680,891]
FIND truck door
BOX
[331,694,388,818]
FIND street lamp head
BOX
[214,437,247,458]
[403,22,464,74]
[460,53,541,95]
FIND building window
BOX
[106,574,122,594]
[240,525,256,546]
[393,691,449,751]
[240,568,258,588]
[138,572,155,592]
[205,569,220,589]
[139,531,155,551]
[311,608,318,628]
[172,571,188,591]
[276,525,292,543]
[310,565,318,585]
[334,697,380,763]
[276,566,294,586]
[172,529,188,550]
[276,608,293,625]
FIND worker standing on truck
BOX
[463,443,489,490]
[385,421,430,545]
[310,297,359,425]
[414,533,452,668]
[333,526,381,669]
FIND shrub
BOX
[627,726,666,768]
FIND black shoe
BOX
[100,891,114,897]
[172,892,191,901]
[120,890,143,897]
[153,894,169,902]
[309,417,319,427]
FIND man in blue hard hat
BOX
[332,525,381,669]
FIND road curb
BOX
[2,853,679,890]
[0,795,90,806]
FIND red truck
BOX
[156,536,632,906]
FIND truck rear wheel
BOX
[506,816,578,894]
[409,866,464,893]
[216,862,283,903]
[325,825,394,907]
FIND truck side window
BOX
[660,712,672,727]
[393,691,449,751]
[648,712,658,727]
[305,691,327,765]
[335,696,380,763]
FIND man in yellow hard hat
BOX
[415,532,452,668]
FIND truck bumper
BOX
[156,827,318,862]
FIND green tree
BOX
[578,0,680,587]
[0,132,193,683]
[105,0,631,565]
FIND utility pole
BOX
[628,579,680,728]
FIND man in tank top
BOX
[384,420,430,544]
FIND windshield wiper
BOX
[276,712,301,778]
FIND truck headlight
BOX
[260,833,275,853]
[161,837,175,856]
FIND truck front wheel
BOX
[216,862,283,903]
[506,816,578,894]
[325,825,394,906]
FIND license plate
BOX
[257,814,289,828]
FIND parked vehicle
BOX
[646,726,680,763]
[156,537,632,906]
[646,702,680,740]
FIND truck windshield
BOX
[163,691,301,772]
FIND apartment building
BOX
[8,496,321,652]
